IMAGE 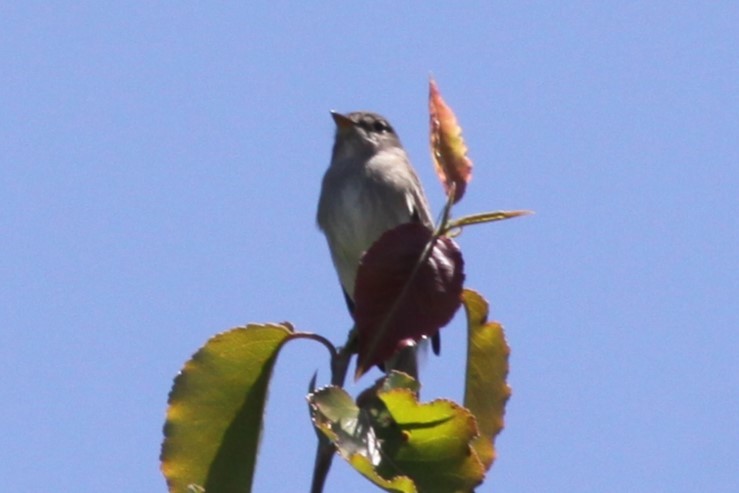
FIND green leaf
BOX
[382,371,421,394]
[376,390,485,493]
[310,382,485,493]
[462,289,511,471]
[310,386,383,468]
[311,386,416,492]
[445,210,533,233]
[161,323,297,493]
[348,454,418,493]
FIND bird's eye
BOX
[372,120,390,133]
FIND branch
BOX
[309,332,356,493]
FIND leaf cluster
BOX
[160,79,528,493]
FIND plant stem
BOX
[309,335,355,493]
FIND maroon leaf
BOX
[353,223,465,378]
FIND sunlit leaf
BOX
[382,371,421,394]
[347,455,418,493]
[429,77,473,204]
[446,210,533,232]
[462,289,511,470]
[376,389,484,493]
[354,223,464,378]
[311,379,484,493]
[161,324,296,493]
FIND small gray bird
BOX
[317,111,439,379]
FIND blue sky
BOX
[2,3,737,492]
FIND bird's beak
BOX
[330,110,354,131]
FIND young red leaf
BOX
[353,223,465,378]
[429,78,473,204]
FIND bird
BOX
[317,110,439,379]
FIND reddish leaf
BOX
[429,78,473,204]
[354,223,465,378]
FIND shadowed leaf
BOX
[310,386,383,469]
[354,223,464,378]
[310,379,484,493]
[161,324,296,493]
[309,386,417,493]
[429,78,473,204]
[462,289,511,470]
